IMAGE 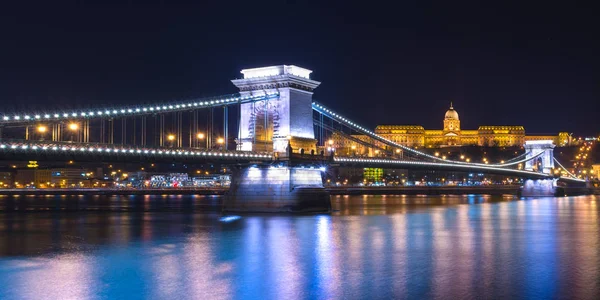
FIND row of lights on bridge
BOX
[33,124,225,144]
[2,93,280,122]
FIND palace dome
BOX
[444,102,459,120]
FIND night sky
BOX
[0,1,597,135]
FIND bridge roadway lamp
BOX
[166,134,176,147]
[196,133,205,139]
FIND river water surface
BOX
[0,194,599,299]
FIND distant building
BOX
[0,171,13,188]
[333,103,571,153]
[50,168,93,188]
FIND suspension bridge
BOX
[0,65,586,212]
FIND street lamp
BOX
[167,134,176,147]
[328,139,334,146]
[67,123,79,142]
[36,125,48,141]
[196,132,206,149]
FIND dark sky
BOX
[0,1,598,135]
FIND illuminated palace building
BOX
[335,103,571,152]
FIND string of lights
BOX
[0,93,280,124]
[0,141,272,160]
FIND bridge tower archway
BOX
[524,140,555,174]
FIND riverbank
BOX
[326,185,522,195]
[1,186,596,196]
[0,188,227,196]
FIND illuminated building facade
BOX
[335,103,570,153]
[592,164,600,180]
[363,168,383,182]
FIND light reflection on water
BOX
[0,194,599,299]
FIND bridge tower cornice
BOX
[231,74,321,93]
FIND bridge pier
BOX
[223,166,330,213]
[520,179,558,197]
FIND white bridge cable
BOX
[1,92,280,124]
[504,151,530,163]
[312,102,538,168]
[553,157,577,178]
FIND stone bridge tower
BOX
[524,140,555,174]
[231,65,320,154]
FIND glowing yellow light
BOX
[167,134,175,141]
[396,149,401,153]
[68,123,79,131]
[351,145,356,150]
[197,133,205,139]
[217,138,224,144]
[37,125,47,133]
[460,155,465,159]
[328,139,334,146]
[434,152,439,157]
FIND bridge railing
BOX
[333,156,554,178]
[0,140,274,161]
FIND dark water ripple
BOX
[0,194,599,299]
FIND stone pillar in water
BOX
[224,166,331,213]
[520,179,558,197]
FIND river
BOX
[0,194,599,299]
